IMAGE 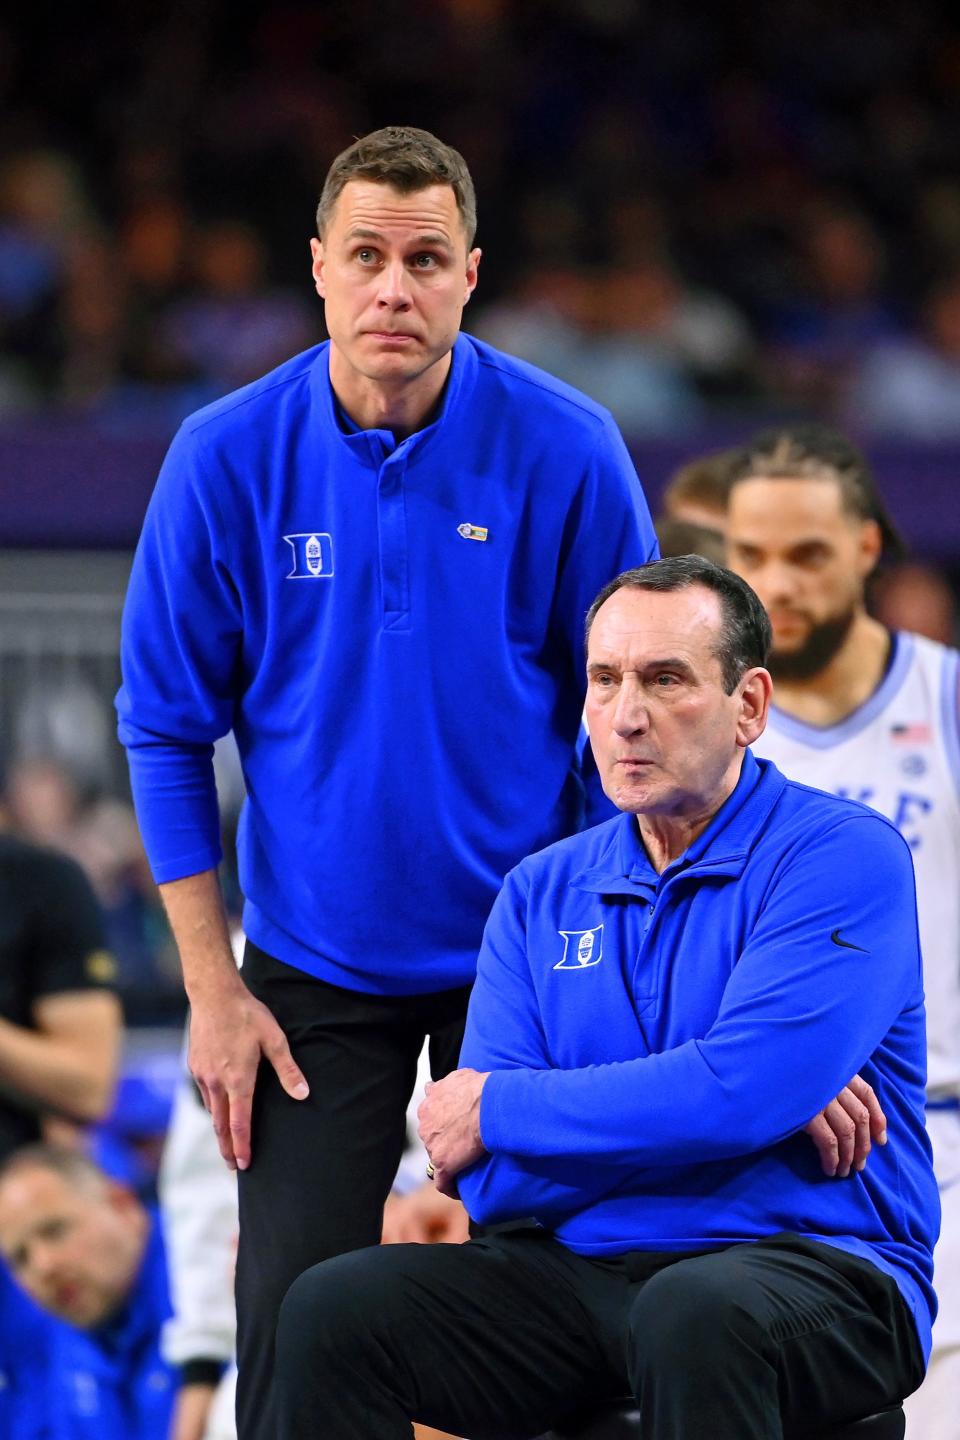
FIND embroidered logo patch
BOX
[554,924,604,970]
[283,533,334,579]
[457,522,488,542]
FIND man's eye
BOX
[356,248,377,264]
[413,253,438,269]
[655,674,677,687]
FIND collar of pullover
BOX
[310,334,476,469]
[572,750,787,898]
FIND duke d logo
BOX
[555,924,604,970]
[284,532,334,578]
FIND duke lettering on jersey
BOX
[753,632,960,1096]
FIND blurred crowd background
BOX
[2,0,960,1187]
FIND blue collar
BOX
[308,334,477,469]
[572,750,786,898]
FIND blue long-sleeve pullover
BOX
[117,335,655,994]
[458,752,940,1360]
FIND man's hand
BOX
[381,1182,470,1244]
[189,985,309,1172]
[417,1068,489,1198]
[803,1074,887,1178]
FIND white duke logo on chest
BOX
[283,532,334,578]
[555,925,604,970]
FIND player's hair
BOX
[585,555,771,695]
[655,516,726,566]
[316,126,477,245]
[729,423,906,559]
[662,448,741,520]
[0,1143,110,1195]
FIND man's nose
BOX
[376,259,412,308]
[612,677,649,736]
[752,558,796,606]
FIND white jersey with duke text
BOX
[754,631,960,1097]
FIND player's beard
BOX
[767,606,857,682]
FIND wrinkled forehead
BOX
[588,585,725,670]
[328,179,465,245]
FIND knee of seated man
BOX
[278,1246,390,1357]
[278,1242,436,1361]
[627,1255,768,1366]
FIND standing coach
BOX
[116,125,656,1439]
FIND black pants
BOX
[274,1228,924,1440]
[234,942,471,1440]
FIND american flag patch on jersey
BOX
[890,723,932,744]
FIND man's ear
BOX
[309,238,325,299]
[736,667,773,749]
[463,247,481,304]
[857,517,883,582]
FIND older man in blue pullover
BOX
[275,556,938,1440]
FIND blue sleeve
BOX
[478,816,922,1169]
[457,870,633,1226]
[556,418,658,829]
[116,427,242,883]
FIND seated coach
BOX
[275,556,938,1440]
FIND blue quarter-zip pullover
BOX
[459,752,939,1360]
[117,335,655,994]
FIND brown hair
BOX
[663,448,741,521]
[316,127,477,245]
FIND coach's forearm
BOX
[159,870,242,1002]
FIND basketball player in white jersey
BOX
[725,424,959,1439]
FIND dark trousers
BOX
[275,1228,925,1440]
[234,942,471,1440]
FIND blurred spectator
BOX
[0,148,100,411]
[654,515,726,565]
[871,561,959,647]
[0,824,121,1161]
[4,755,186,1027]
[766,206,901,412]
[0,1243,54,1438]
[478,260,704,433]
[654,445,740,564]
[0,1144,177,1439]
[850,271,960,439]
[661,445,741,532]
[1,6,960,434]
[162,219,317,391]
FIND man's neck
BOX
[328,348,452,441]
[636,754,744,875]
[771,612,891,728]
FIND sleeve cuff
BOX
[479,1069,519,1154]
[180,1359,226,1388]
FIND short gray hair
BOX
[585,555,771,694]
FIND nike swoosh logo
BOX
[831,928,869,954]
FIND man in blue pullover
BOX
[115,125,658,1438]
[0,1145,177,1440]
[275,556,938,1440]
